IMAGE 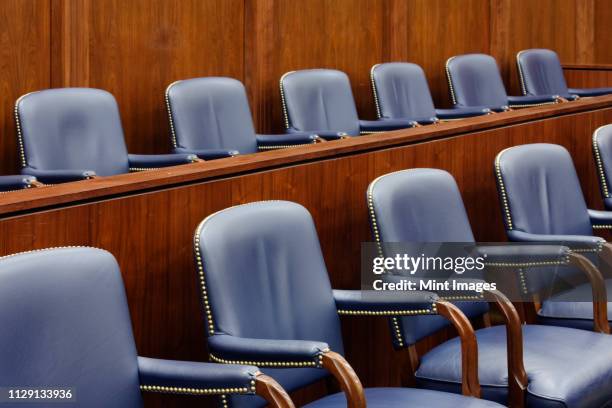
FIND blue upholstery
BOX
[0,174,37,191]
[495,143,612,328]
[167,77,316,158]
[16,88,195,183]
[303,388,502,408]
[495,144,593,236]
[280,69,415,138]
[369,168,612,406]
[196,201,499,408]
[593,125,612,210]
[371,63,490,123]
[446,54,560,111]
[417,325,612,407]
[517,49,612,99]
[0,247,265,407]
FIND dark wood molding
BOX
[563,64,612,71]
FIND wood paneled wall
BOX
[0,0,610,174]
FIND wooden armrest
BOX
[484,290,527,408]
[255,372,295,408]
[568,252,610,334]
[435,300,480,398]
[321,351,366,408]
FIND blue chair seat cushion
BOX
[537,279,612,330]
[416,325,612,407]
[303,387,503,407]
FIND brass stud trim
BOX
[209,349,327,368]
[338,308,434,316]
[593,126,611,198]
[279,72,295,129]
[165,80,182,149]
[593,224,612,230]
[445,57,458,106]
[14,92,38,169]
[516,51,528,96]
[494,147,514,230]
[140,384,254,396]
[370,64,383,119]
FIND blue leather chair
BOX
[0,247,294,408]
[166,77,319,160]
[280,69,418,140]
[446,54,565,112]
[369,168,612,407]
[195,201,505,408]
[495,143,612,331]
[517,49,612,99]
[0,174,38,192]
[593,125,612,210]
[15,88,197,183]
[370,63,491,124]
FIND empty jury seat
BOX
[0,247,294,408]
[280,69,417,140]
[369,168,612,407]
[594,125,612,210]
[517,49,612,99]
[166,77,318,160]
[495,143,612,330]
[371,62,491,124]
[446,53,564,111]
[195,200,504,408]
[15,88,196,183]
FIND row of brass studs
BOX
[140,384,254,395]
[210,352,322,368]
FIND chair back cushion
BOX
[517,49,569,97]
[280,69,360,136]
[371,63,437,120]
[495,143,592,236]
[368,169,487,345]
[195,201,344,402]
[166,77,258,154]
[446,54,508,108]
[16,88,130,175]
[0,247,142,408]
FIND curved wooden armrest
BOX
[434,300,481,398]
[484,290,527,408]
[568,252,610,334]
[321,351,366,408]
[255,372,295,408]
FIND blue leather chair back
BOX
[368,169,487,345]
[593,125,612,209]
[446,54,508,108]
[280,69,361,136]
[517,49,569,97]
[495,143,592,236]
[0,247,143,408]
[195,201,344,404]
[166,77,258,154]
[16,88,130,176]
[371,63,437,120]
